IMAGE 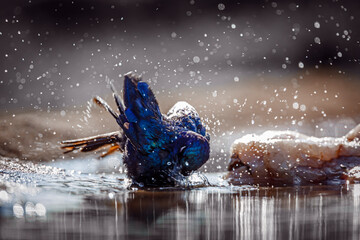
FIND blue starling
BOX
[62,73,210,187]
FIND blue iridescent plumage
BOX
[62,73,210,187]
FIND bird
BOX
[61,73,210,187]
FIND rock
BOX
[227,124,360,186]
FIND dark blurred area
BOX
[0,0,360,165]
[1,0,359,111]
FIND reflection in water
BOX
[0,159,359,239]
[1,182,360,239]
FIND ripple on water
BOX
[1,157,360,239]
[0,157,240,217]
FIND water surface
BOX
[0,157,360,240]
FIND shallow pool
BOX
[0,157,359,240]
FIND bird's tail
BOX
[61,131,125,158]
[60,78,127,157]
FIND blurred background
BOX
[0,0,360,171]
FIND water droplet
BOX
[193,56,200,63]
[0,191,9,202]
[108,192,114,199]
[212,90,217,97]
[218,3,225,11]
[25,202,36,216]
[300,104,306,111]
[13,203,24,218]
[293,102,299,109]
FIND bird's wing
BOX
[61,131,125,157]
[61,74,169,157]
[120,74,168,153]
[166,101,208,138]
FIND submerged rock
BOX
[227,124,360,186]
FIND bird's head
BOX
[174,131,210,176]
